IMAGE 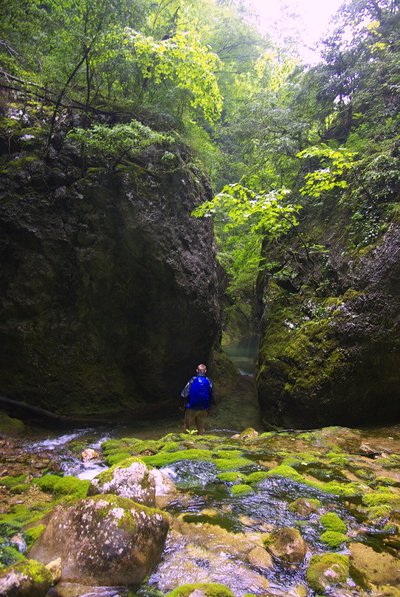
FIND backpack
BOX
[187,376,211,409]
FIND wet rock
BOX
[10,533,27,553]
[81,448,100,462]
[47,582,129,596]
[247,545,273,570]
[155,522,271,595]
[267,527,307,564]
[29,495,169,587]
[0,558,53,596]
[306,553,350,593]
[89,459,177,507]
[289,497,320,517]
[46,558,62,584]
[238,428,259,441]
[350,542,400,587]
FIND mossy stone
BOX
[0,558,53,594]
[320,530,347,548]
[166,582,235,596]
[231,484,253,496]
[34,474,90,498]
[0,412,25,436]
[320,512,347,533]
[306,553,349,593]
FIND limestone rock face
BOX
[257,221,400,427]
[0,141,221,418]
[29,495,169,587]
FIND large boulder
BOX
[0,125,221,418]
[29,495,169,587]
[257,220,400,427]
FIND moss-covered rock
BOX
[256,219,400,427]
[306,553,350,593]
[0,558,53,596]
[319,512,347,534]
[166,582,235,597]
[0,412,25,437]
[29,494,169,587]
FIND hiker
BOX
[180,363,215,434]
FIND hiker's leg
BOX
[195,410,207,435]
[184,409,195,432]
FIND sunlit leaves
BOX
[298,144,358,198]
[193,183,301,297]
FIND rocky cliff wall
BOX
[256,202,400,428]
[0,126,221,418]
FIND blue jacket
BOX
[181,373,214,410]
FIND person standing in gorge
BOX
[180,363,215,434]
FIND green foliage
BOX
[298,144,357,198]
[67,120,171,169]
[193,183,301,299]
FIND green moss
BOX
[230,484,253,496]
[0,545,26,569]
[0,412,25,436]
[244,471,269,484]
[213,456,253,471]
[0,474,27,489]
[320,530,347,548]
[265,465,305,482]
[265,464,359,497]
[320,512,347,533]
[326,451,350,467]
[142,449,213,468]
[105,451,133,466]
[24,524,46,548]
[306,554,349,593]
[216,472,244,483]
[363,491,400,507]
[366,505,392,520]
[1,558,53,587]
[34,474,89,498]
[166,582,235,597]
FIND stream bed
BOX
[1,418,399,597]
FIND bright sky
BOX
[248,0,345,62]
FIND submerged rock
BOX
[29,495,169,587]
[350,542,400,588]
[267,527,307,564]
